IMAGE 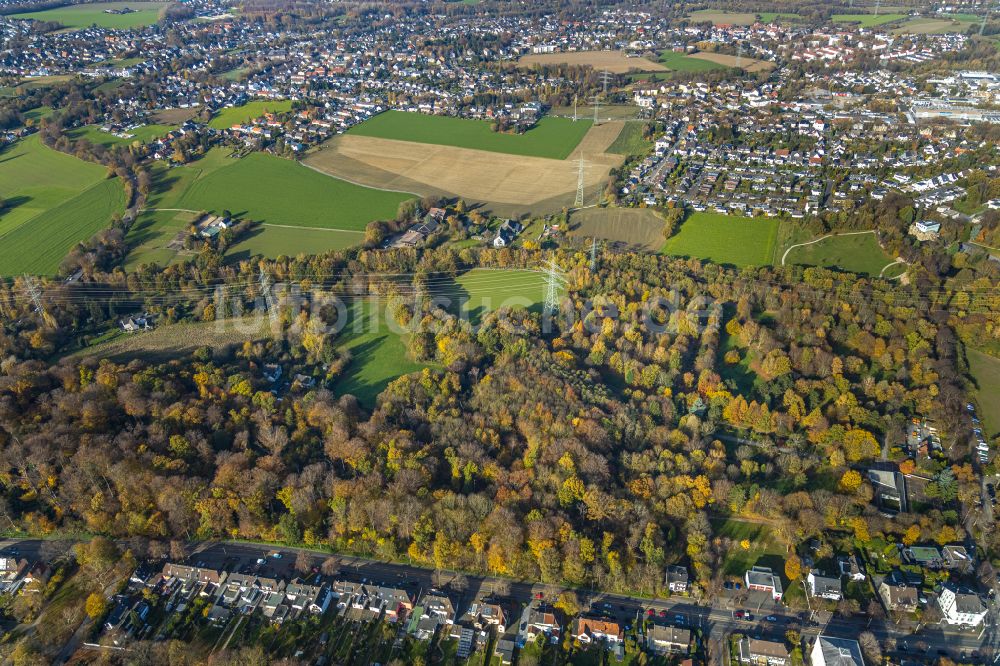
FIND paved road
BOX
[191,541,993,661]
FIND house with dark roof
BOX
[648,623,690,654]
[739,637,791,666]
[807,571,842,601]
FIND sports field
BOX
[11,1,167,29]
[305,119,624,217]
[661,212,780,268]
[968,349,1000,439]
[832,13,907,27]
[346,111,591,160]
[0,135,123,275]
[518,50,666,75]
[568,207,664,251]
[124,149,411,268]
[782,232,894,276]
[208,100,294,129]
[67,123,175,147]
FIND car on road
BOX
[765,615,777,622]
[674,614,684,624]
[733,610,746,619]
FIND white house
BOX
[937,585,988,627]
[810,635,863,666]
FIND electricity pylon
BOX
[542,259,566,318]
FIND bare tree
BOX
[169,540,187,562]
[491,579,511,598]
[321,556,340,576]
[449,573,469,593]
[294,550,311,575]
[859,631,882,665]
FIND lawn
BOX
[23,106,54,123]
[0,134,121,274]
[208,100,294,129]
[124,209,199,270]
[968,349,1000,440]
[606,122,652,156]
[449,268,547,323]
[658,51,727,72]
[346,111,592,160]
[226,226,363,263]
[11,1,167,29]
[67,123,175,147]
[0,178,125,275]
[712,517,784,577]
[332,300,432,408]
[832,13,908,27]
[783,232,893,276]
[662,212,780,268]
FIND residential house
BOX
[666,565,690,593]
[332,581,412,623]
[941,545,974,574]
[810,636,863,666]
[516,602,560,647]
[285,579,332,614]
[937,585,988,627]
[493,219,523,248]
[0,558,29,593]
[745,566,783,601]
[739,637,791,666]
[460,601,507,633]
[807,571,843,601]
[901,545,943,569]
[837,555,865,581]
[495,638,516,665]
[408,593,456,640]
[647,623,691,655]
[574,615,623,644]
[867,467,907,513]
[878,581,918,612]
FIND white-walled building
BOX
[937,585,988,627]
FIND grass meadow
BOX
[12,1,167,29]
[346,111,592,160]
[658,51,727,72]
[783,233,894,276]
[67,123,176,147]
[661,212,780,267]
[208,100,294,129]
[606,122,652,156]
[832,13,908,27]
[968,349,1000,439]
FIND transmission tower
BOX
[874,0,881,18]
[573,94,578,122]
[590,237,598,271]
[981,3,993,36]
[22,275,47,319]
[575,157,586,207]
[542,259,567,318]
[736,42,743,70]
[599,70,613,96]
[259,269,278,328]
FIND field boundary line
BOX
[780,230,875,266]
[300,160,423,197]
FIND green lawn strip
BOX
[658,51,727,72]
[346,111,592,160]
[208,100,294,129]
[226,226,363,262]
[661,212,779,267]
[11,1,166,29]
[0,178,124,275]
[967,348,1000,439]
[783,233,893,276]
[606,122,652,156]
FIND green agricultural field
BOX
[346,111,592,160]
[125,149,411,267]
[832,13,907,27]
[968,349,1000,439]
[175,153,410,230]
[893,17,975,34]
[0,134,122,274]
[11,1,167,29]
[0,179,124,275]
[662,212,779,268]
[606,122,652,156]
[783,232,894,276]
[208,100,294,129]
[23,106,54,123]
[658,51,727,72]
[67,123,175,147]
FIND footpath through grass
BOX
[347,110,592,160]
[662,212,779,267]
[783,232,894,276]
